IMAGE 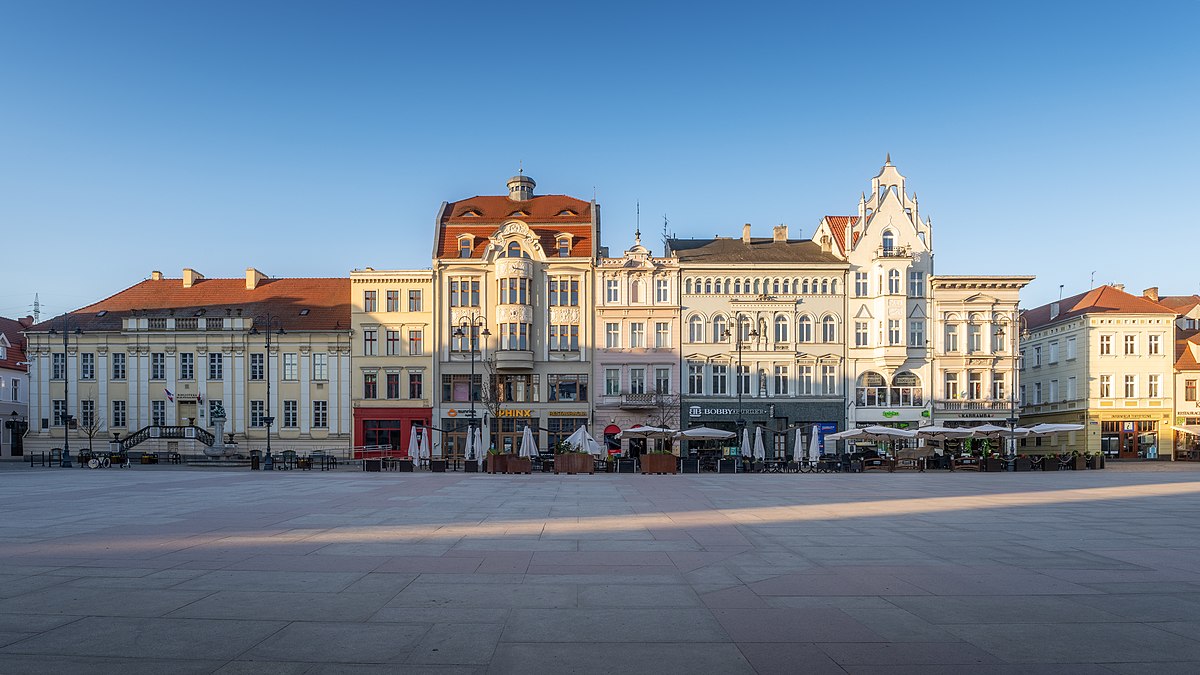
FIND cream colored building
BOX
[349,269,433,453]
[1021,285,1176,459]
[431,175,598,458]
[593,233,680,455]
[23,269,353,457]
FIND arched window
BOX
[890,371,923,407]
[724,278,731,294]
[774,315,789,342]
[772,279,780,294]
[821,279,830,294]
[882,230,895,254]
[688,315,705,343]
[705,279,712,294]
[713,279,721,294]
[506,241,525,258]
[631,281,642,303]
[797,315,812,343]
[712,315,727,343]
[685,279,693,294]
[802,279,809,294]
[739,316,753,341]
[887,269,901,294]
[733,279,742,294]
[857,371,886,407]
[830,278,838,294]
[822,315,837,342]
[782,279,790,294]
[753,279,761,294]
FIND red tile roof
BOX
[437,194,595,259]
[29,277,350,333]
[1024,285,1175,330]
[1156,295,1200,312]
[823,216,860,253]
[0,316,30,371]
[1175,329,1200,371]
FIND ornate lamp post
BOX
[452,314,490,466]
[995,310,1027,462]
[723,313,759,458]
[250,314,285,457]
[48,319,82,467]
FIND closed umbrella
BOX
[519,425,537,458]
[808,424,821,462]
[464,427,476,465]
[753,426,767,461]
[406,429,419,460]
[475,426,486,468]
[793,427,805,463]
[741,427,750,459]
[419,428,431,462]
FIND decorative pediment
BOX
[908,304,927,319]
[854,305,874,319]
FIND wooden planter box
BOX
[487,454,508,474]
[1039,456,1058,471]
[1013,457,1033,471]
[1085,456,1102,470]
[554,452,594,475]
[641,453,678,474]
[1069,455,1087,470]
[616,458,637,473]
[680,458,701,474]
[862,458,892,472]
[952,457,981,472]
[982,458,1006,472]
[463,461,478,473]
[429,459,448,473]
[505,457,532,474]
[363,458,382,472]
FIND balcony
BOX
[934,399,1012,412]
[494,350,534,370]
[875,246,912,259]
[619,393,659,410]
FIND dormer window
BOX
[556,209,577,217]
[557,237,570,257]
[460,208,481,217]
[505,241,530,259]
[457,235,474,258]
[508,210,529,217]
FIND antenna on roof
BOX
[1090,271,1096,288]
[518,160,523,176]
[32,293,41,323]
[635,201,641,244]
[1059,284,1064,301]
[661,214,672,254]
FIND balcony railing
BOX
[619,393,660,409]
[875,246,912,259]
[934,399,1012,411]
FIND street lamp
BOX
[48,319,82,467]
[250,314,285,457]
[995,311,1027,462]
[722,314,759,457]
[452,314,490,466]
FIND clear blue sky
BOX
[2,0,1196,319]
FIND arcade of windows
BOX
[684,277,838,296]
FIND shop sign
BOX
[447,409,478,418]
[688,405,769,418]
[496,409,532,418]
[548,411,588,417]
[882,411,899,418]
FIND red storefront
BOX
[352,407,431,456]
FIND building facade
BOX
[669,224,848,457]
[1021,285,1176,458]
[431,175,598,458]
[23,269,354,456]
[593,233,680,455]
[1,316,31,457]
[350,269,433,452]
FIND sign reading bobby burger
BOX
[688,406,769,418]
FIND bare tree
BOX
[645,393,681,453]
[78,401,106,451]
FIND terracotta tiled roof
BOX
[1024,285,1175,330]
[822,216,860,254]
[0,316,30,371]
[1156,295,1200,312]
[29,277,350,333]
[1175,329,1200,371]
[437,194,595,259]
[667,237,844,264]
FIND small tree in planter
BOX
[554,439,593,474]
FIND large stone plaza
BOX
[2,465,1200,673]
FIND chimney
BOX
[18,316,33,329]
[773,224,788,243]
[150,270,163,281]
[1143,286,1159,302]
[1050,302,1060,320]
[182,268,204,289]
[1112,283,1125,292]
[246,268,267,290]
[741,223,752,244]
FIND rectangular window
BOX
[80,399,95,428]
[409,372,423,399]
[606,368,620,396]
[363,290,377,312]
[908,271,925,297]
[11,378,19,402]
[178,352,193,380]
[655,322,670,348]
[1033,382,1042,405]
[112,400,126,428]
[52,353,65,379]
[312,401,328,428]
[688,364,704,395]
[992,372,1006,401]
[208,353,222,380]
[629,368,645,394]
[1124,374,1137,398]
[629,322,645,348]
[386,373,400,399]
[449,279,480,307]
[993,326,1006,353]
[855,272,868,297]
[656,278,669,303]
[888,320,902,346]
[822,365,836,394]
[282,353,297,381]
[944,325,959,353]
[1048,341,1059,364]
[1100,374,1112,398]
[499,323,530,350]
[855,321,869,347]
[408,330,423,355]
[547,374,588,402]
[655,367,670,394]
[548,278,580,306]
[112,352,126,380]
[1148,374,1160,398]
[1099,334,1112,355]
[363,373,377,399]
[774,366,789,395]
[499,278,529,304]
[408,290,422,312]
[495,374,534,403]
[1149,334,1161,356]
[1124,334,1137,355]
[386,290,399,312]
[967,371,982,399]
[1066,337,1077,359]
[549,325,579,351]
[737,365,751,396]
[250,353,264,380]
[1032,345,1041,367]
[313,353,328,380]
[283,400,298,428]
[80,352,95,380]
[967,324,982,353]
[451,324,480,352]
[711,365,728,395]
[799,365,814,395]
[52,399,66,426]
[606,279,619,302]
[909,320,925,348]
[1048,379,1058,403]
[1188,379,1197,402]
[944,372,959,399]
[248,401,262,427]
[605,322,620,349]
[151,352,165,380]
[152,400,166,426]
[386,330,400,355]
[363,330,378,356]
[1067,376,1076,400]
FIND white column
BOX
[138,352,150,428]
[66,347,77,423]
[165,352,177,425]
[196,350,207,426]
[232,351,244,434]
[97,350,108,426]
[300,352,311,434]
[126,350,138,429]
[339,349,351,435]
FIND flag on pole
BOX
[164,388,174,402]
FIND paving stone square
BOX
[2,463,1200,673]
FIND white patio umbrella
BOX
[464,427,476,464]
[675,427,736,440]
[741,427,751,459]
[1023,423,1085,436]
[793,427,805,462]
[474,426,486,468]
[406,429,419,459]
[565,424,603,455]
[618,425,671,439]
[808,424,821,461]
[419,428,431,462]
[752,426,767,461]
[518,425,537,458]
[913,425,976,441]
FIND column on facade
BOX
[66,344,77,427]
[299,348,311,434]
[165,349,177,425]
[269,345,279,437]
[232,349,244,434]
[138,350,150,428]
[196,346,207,428]
[97,347,108,429]
[339,347,352,435]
